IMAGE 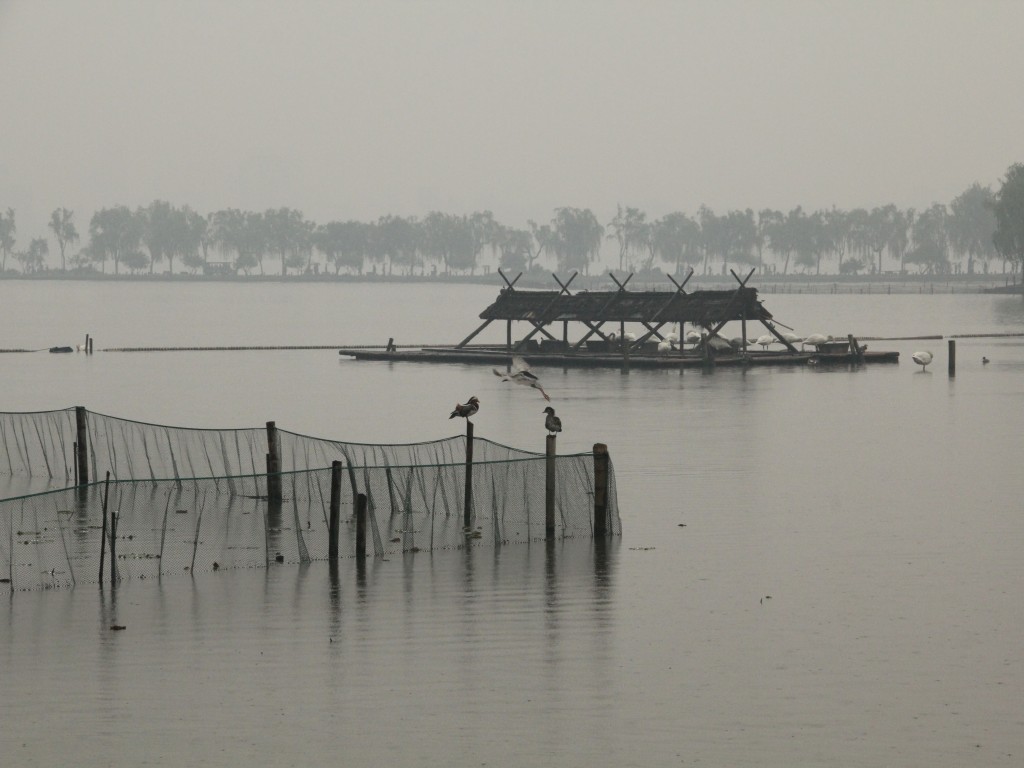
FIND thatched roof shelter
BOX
[478,287,772,325]
[457,276,793,353]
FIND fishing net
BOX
[0,409,620,591]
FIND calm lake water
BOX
[2,280,1024,767]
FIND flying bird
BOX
[912,351,933,371]
[449,396,480,420]
[493,357,551,401]
[543,406,562,435]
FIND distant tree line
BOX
[2,165,1023,279]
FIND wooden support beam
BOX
[551,271,578,295]
[497,268,523,291]
[456,318,493,349]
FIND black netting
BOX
[0,409,620,592]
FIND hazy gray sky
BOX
[2,0,1023,240]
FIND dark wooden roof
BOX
[479,288,772,325]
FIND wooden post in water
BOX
[463,421,474,528]
[545,433,557,538]
[75,406,89,484]
[73,442,78,485]
[329,460,342,561]
[99,471,110,584]
[266,421,282,502]
[948,339,956,377]
[593,443,610,537]
[109,505,118,584]
[355,492,367,559]
[848,334,864,364]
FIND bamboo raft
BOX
[338,343,898,369]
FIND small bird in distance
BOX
[912,350,933,371]
[493,356,550,401]
[449,396,480,421]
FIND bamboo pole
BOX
[545,434,557,538]
[593,443,609,537]
[329,460,342,561]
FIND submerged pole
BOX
[266,421,281,502]
[329,460,342,561]
[593,443,610,537]
[99,471,110,584]
[545,433,557,538]
[463,420,474,529]
[948,339,956,377]
[75,406,89,484]
[355,493,367,559]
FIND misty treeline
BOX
[2,164,1023,279]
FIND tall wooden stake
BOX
[948,339,956,377]
[593,443,610,537]
[75,406,89,484]
[464,420,474,529]
[355,493,367,559]
[99,471,110,584]
[545,434,557,538]
[329,460,342,561]
[266,421,281,502]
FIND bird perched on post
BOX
[543,406,562,434]
[449,396,480,420]
[493,356,551,401]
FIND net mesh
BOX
[0,408,620,591]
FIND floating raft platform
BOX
[340,269,900,370]
[338,344,898,369]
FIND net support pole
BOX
[329,460,342,561]
[593,443,610,537]
[266,421,282,502]
[355,493,367,559]
[463,421,474,529]
[545,434,557,538]
[75,406,89,484]
[99,471,110,584]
